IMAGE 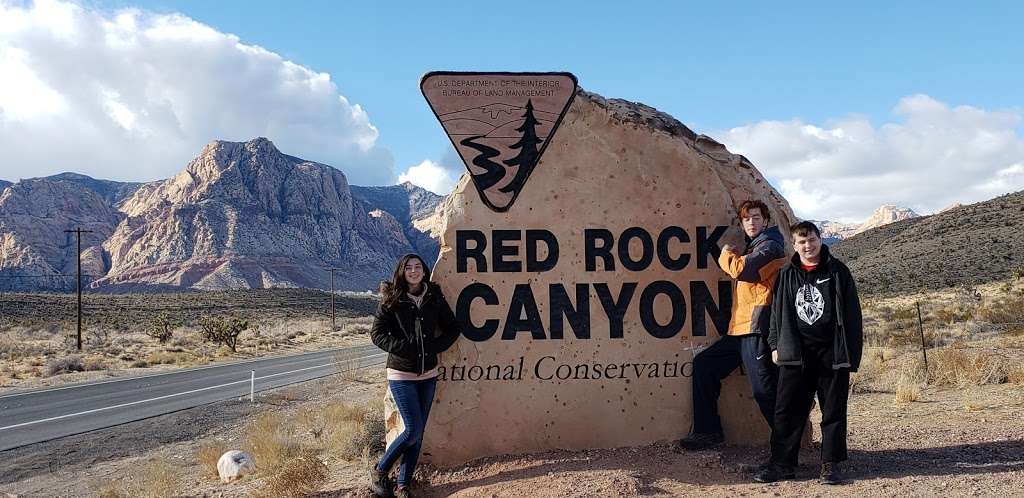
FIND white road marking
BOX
[0,346,372,399]
[0,352,386,432]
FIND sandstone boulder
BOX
[404,89,796,466]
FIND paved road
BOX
[0,344,386,451]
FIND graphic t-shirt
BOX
[795,266,834,348]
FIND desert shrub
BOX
[245,412,302,471]
[87,328,111,347]
[933,305,973,324]
[894,365,923,403]
[928,348,1009,386]
[333,351,372,383]
[147,313,181,344]
[341,320,372,336]
[195,440,233,479]
[1008,369,1024,385]
[134,459,179,498]
[975,295,1024,325]
[258,452,328,498]
[131,359,149,368]
[198,315,248,352]
[92,479,128,498]
[324,400,386,460]
[147,351,191,365]
[46,355,85,376]
[92,460,180,498]
[83,357,107,371]
[296,407,327,442]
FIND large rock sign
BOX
[402,83,796,467]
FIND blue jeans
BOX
[376,377,437,486]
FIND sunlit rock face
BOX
[389,89,796,467]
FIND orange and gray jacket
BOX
[717,225,786,336]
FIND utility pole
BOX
[64,228,93,351]
[326,268,338,330]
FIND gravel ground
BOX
[3,378,1019,497]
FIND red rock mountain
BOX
[0,138,443,291]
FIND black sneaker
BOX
[820,462,843,485]
[753,463,796,483]
[395,485,413,498]
[368,467,394,498]
[676,432,725,451]
[737,460,772,473]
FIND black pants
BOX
[692,334,778,435]
[770,345,850,467]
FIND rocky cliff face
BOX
[0,178,124,290]
[351,182,443,263]
[810,219,860,245]
[96,138,413,290]
[858,204,918,232]
[811,205,920,245]
[0,138,446,291]
[43,173,146,206]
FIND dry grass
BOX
[324,398,386,461]
[146,351,194,365]
[333,350,373,383]
[135,459,180,498]
[92,479,128,498]
[244,412,303,471]
[45,355,85,376]
[296,407,327,442]
[195,440,233,479]
[91,460,181,498]
[894,365,923,404]
[975,295,1024,325]
[927,347,1010,386]
[1007,368,1024,385]
[257,451,329,498]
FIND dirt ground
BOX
[2,368,1021,497]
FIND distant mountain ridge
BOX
[0,138,445,292]
[811,204,920,245]
[351,183,444,262]
[832,191,1023,294]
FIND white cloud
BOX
[716,95,1024,222]
[0,0,393,185]
[397,159,459,195]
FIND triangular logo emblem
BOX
[421,72,578,212]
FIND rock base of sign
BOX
[390,89,797,467]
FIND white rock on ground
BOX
[217,450,256,483]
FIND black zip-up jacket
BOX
[370,282,462,374]
[768,244,863,371]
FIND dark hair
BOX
[379,254,431,310]
[790,221,821,238]
[737,200,771,222]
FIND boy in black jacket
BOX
[755,221,863,485]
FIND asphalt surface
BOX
[0,344,386,451]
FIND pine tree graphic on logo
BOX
[421,72,577,212]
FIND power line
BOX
[64,228,94,351]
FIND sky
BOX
[1,0,1022,222]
